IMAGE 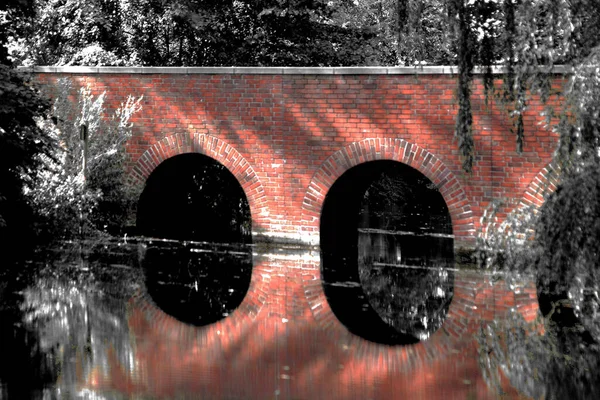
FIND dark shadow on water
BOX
[321,160,454,345]
[141,241,252,326]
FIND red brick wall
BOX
[33,67,560,249]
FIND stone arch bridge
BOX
[31,67,561,399]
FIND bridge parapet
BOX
[27,65,570,75]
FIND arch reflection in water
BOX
[321,160,454,345]
[142,242,252,326]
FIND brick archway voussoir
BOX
[520,160,561,209]
[301,138,475,247]
[131,132,269,229]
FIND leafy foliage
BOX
[473,4,600,388]
[478,308,600,400]
[454,0,600,171]
[0,0,54,260]
[475,157,600,398]
[11,0,128,66]
[535,159,600,336]
[9,0,379,67]
[476,199,539,279]
[475,75,600,400]
[30,78,142,240]
[396,0,455,65]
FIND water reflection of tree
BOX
[1,250,141,398]
[0,264,57,399]
[478,306,600,400]
[358,257,452,341]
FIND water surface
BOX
[0,239,598,399]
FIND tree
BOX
[8,0,129,66]
[474,0,600,301]
[10,0,377,67]
[0,0,54,261]
[470,2,600,396]
[30,78,142,240]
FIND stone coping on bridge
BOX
[24,65,571,75]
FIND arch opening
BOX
[321,160,455,345]
[136,153,251,244]
[136,153,252,326]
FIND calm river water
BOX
[0,238,598,400]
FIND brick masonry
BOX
[32,67,562,249]
[32,67,557,398]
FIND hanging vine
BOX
[450,0,475,172]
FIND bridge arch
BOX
[130,132,269,232]
[298,138,479,347]
[131,133,272,329]
[520,160,561,209]
[301,138,475,247]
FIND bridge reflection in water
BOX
[0,241,540,400]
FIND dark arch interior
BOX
[136,153,251,244]
[136,153,252,326]
[321,160,454,345]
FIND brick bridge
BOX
[34,66,561,249]
[34,67,558,398]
